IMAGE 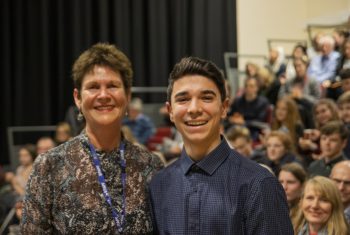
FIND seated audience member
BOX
[337,39,350,73]
[285,44,308,81]
[298,98,341,162]
[307,32,324,59]
[122,97,155,145]
[227,77,270,141]
[294,176,349,235]
[259,131,301,176]
[278,163,307,223]
[333,29,348,53]
[5,144,37,197]
[271,97,304,146]
[225,125,264,161]
[257,66,281,105]
[245,62,260,78]
[36,136,56,155]
[338,90,350,158]
[308,121,349,177]
[330,160,350,224]
[307,35,340,86]
[339,68,350,94]
[64,105,85,136]
[279,56,321,104]
[288,79,316,129]
[265,46,286,79]
[54,122,72,145]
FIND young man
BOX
[308,120,349,177]
[330,160,350,224]
[337,90,350,158]
[148,57,293,234]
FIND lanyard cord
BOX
[89,142,126,233]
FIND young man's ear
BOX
[221,98,230,119]
[166,102,174,123]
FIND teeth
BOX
[186,121,206,126]
[96,106,113,110]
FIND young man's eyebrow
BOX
[202,90,217,96]
[174,91,188,98]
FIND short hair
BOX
[280,163,307,185]
[72,43,133,96]
[225,125,252,142]
[320,120,349,140]
[167,57,226,103]
[339,68,350,80]
[337,90,350,106]
[318,35,335,47]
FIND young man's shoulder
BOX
[150,150,274,186]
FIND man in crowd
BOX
[308,120,349,177]
[330,160,350,224]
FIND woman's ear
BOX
[73,88,81,110]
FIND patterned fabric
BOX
[297,223,328,235]
[21,132,163,234]
[149,138,293,235]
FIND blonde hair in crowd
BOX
[293,176,349,235]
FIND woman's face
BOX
[293,47,305,59]
[294,60,307,78]
[302,185,332,230]
[74,65,130,131]
[266,136,286,162]
[19,148,33,166]
[275,100,288,122]
[278,170,302,203]
[315,104,333,126]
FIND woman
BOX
[279,56,321,103]
[271,96,304,145]
[298,98,340,162]
[21,43,163,234]
[6,144,36,197]
[260,131,300,176]
[294,176,349,235]
[278,163,307,223]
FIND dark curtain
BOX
[0,0,237,164]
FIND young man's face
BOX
[167,75,228,150]
[320,133,346,160]
[339,103,350,124]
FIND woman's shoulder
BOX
[33,136,83,170]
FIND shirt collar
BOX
[180,136,231,176]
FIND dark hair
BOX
[293,44,307,57]
[280,162,307,185]
[320,120,349,140]
[72,43,133,96]
[339,68,350,80]
[167,57,226,103]
[20,144,37,161]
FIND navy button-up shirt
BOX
[149,138,293,235]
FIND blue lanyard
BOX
[89,142,126,233]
